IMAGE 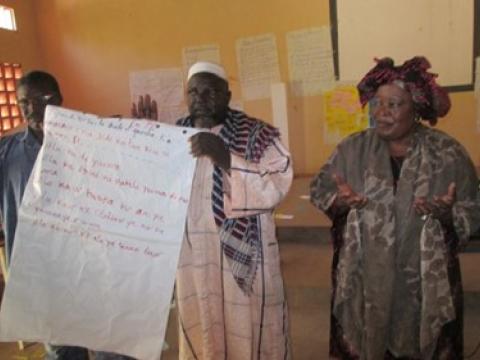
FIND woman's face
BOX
[370,83,417,141]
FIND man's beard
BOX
[193,116,219,129]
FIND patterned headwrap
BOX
[357,56,451,125]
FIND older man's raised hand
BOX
[131,94,158,120]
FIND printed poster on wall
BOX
[323,84,369,144]
[0,106,199,360]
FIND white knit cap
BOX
[187,61,227,81]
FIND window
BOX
[0,6,16,31]
[0,63,23,136]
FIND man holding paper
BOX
[0,71,135,360]
[0,71,91,359]
[135,61,293,359]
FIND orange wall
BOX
[15,1,480,173]
[0,0,43,70]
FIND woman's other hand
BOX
[414,182,456,223]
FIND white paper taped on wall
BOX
[182,44,221,77]
[286,27,335,96]
[129,67,187,124]
[236,33,281,100]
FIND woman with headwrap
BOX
[310,56,480,359]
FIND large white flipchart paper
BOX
[0,106,199,360]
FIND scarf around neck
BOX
[177,109,280,295]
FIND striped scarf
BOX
[177,109,280,295]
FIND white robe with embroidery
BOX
[176,130,292,360]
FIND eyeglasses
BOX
[17,94,54,107]
[369,97,407,112]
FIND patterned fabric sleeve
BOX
[222,138,292,218]
[451,147,480,248]
[310,147,345,215]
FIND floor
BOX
[1,177,480,359]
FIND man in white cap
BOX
[134,62,292,359]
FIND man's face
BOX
[17,85,57,135]
[370,83,417,141]
[186,73,231,128]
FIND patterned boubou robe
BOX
[175,109,292,360]
[310,125,480,360]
